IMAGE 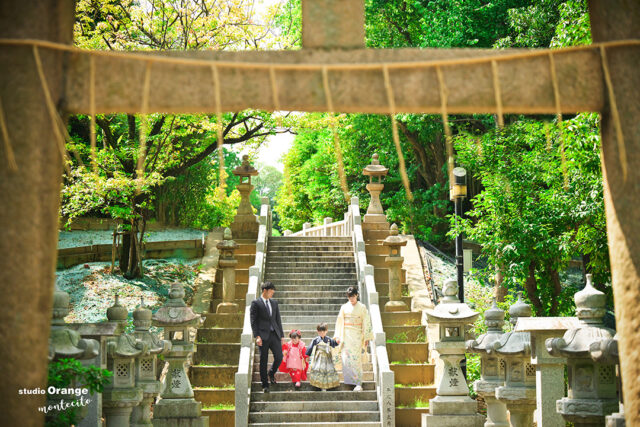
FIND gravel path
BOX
[58,229,207,249]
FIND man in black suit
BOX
[250,281,284,392]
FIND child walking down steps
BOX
[306,322,340,391]
[279,330,308,389]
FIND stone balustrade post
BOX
[466,300,509,427]
[514,316,580,427]
[382,223,408,312]
[283,230,292,236]
[422,280,484,427]
[102,296,147,427]
[546,275,618,426]
[230,155,260,239]
[323,217,333,236]
[216,228,239,314]
[130,298,172,427]
[152,283,207,427]
[490,293,536,427]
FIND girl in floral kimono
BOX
[334,286,373,392]
[279,329,308,389]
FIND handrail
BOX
[288,217,348,236]
[347,197,395,426]
[235,198,271,427]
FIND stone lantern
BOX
[130,298,172,427]
[589,335,624,426]
[49,288,99,361]
[362,153,390,238]
[382,223,408,312]
[230,154,260,239]
[152,283,207,427]
[423,279,484,427]
[466,300,509,427]
[490,292,536,427]
[216,227,239,313]
[103,296,147,427]
[546,274,618,426]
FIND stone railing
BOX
[235,198,271,427]
[346,197,395,426]
[288,217,348,237]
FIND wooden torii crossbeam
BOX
[0,0,638,424]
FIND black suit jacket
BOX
[250,298,284,341]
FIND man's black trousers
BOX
[259,332,283,388]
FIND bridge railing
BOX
[347,197,395,427]
[288,217,348,237]
[235,198,271,427]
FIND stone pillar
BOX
[230,155,259,239]
[323,217,333,236]
[466,300,509,427]
[514,316,580,427]
[490,293,536,427]
[284,230,292,236]
[216,228,239,314]
[546,275,618,426]
[383,223,408,312]
[422,280,484,427]
[102,296,146,427]
[130,298,171,427]
[0,2,75,423]
[152,283,207,427]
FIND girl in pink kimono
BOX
[279,329,308,389]
[334,287,373,392]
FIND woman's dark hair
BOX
[317,322,328,332]
[346,286,359,297]
[261,281,275,291]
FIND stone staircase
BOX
[248,236,381,426]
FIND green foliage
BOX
[46,358,112,427]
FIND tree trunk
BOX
[547,265,562,316]
[524,261,544,314]
[120,219,141,278]
[494,263,508,302]
[0,1,75,423]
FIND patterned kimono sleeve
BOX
[362,304,373,342]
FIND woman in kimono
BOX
[334,286,373,391]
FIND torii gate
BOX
[0,0,638,424]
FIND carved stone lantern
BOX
[230,154,260,239]
[216,227,239,314]
[589,335,624,426]
[382,223,408,312]
[546,275,618,426]
[130,298,172,427]
[490,292,536,427]
[103,296,147,427]
[466,300,509,427]
[423,279,484,427]
[152,283,207,427]
[49,288,99,361]
[362,153,390,238]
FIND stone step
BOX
[267,245,354,252]
[190,365,237,387]
[278,300,344,309]
[202,409,234,427]
[266,261,356,268]
[280,310,342,317]
[383,325,427,342]
[270,237,352,242]
[387,343,429,363]
[250,400,378,412]
[266,267,356,274]
[276,290,347,298]
[281,315,341,323]
[390,364,434,385]
[267,251,354,258]
[396,408,430,427]
[193,343,240,365]
[395,385,436,405]
[253,354,372,370]
[197,328,243,344]
[380,311,421,326]
[249,410,380,424]
[202,313,244,328]
[251,370,374,382]
[193,388,235,405]
[266,272,357,279]
[251,390,377,402]
[249,423,381,427]
[251,381,375,392]
[274,281,358,289]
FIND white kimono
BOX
[334,301,373,386]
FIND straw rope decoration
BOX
[435,66,455,188]
[599,45,628,183]
[210,64,226,192]
[32,45,71,175]
[491,60,504,128]
[382,64,413,201]
[0,95,17,171]
[321,66,350,204]
[89,55,97,172]
[548,52,569,190]
[136,61,152,194]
